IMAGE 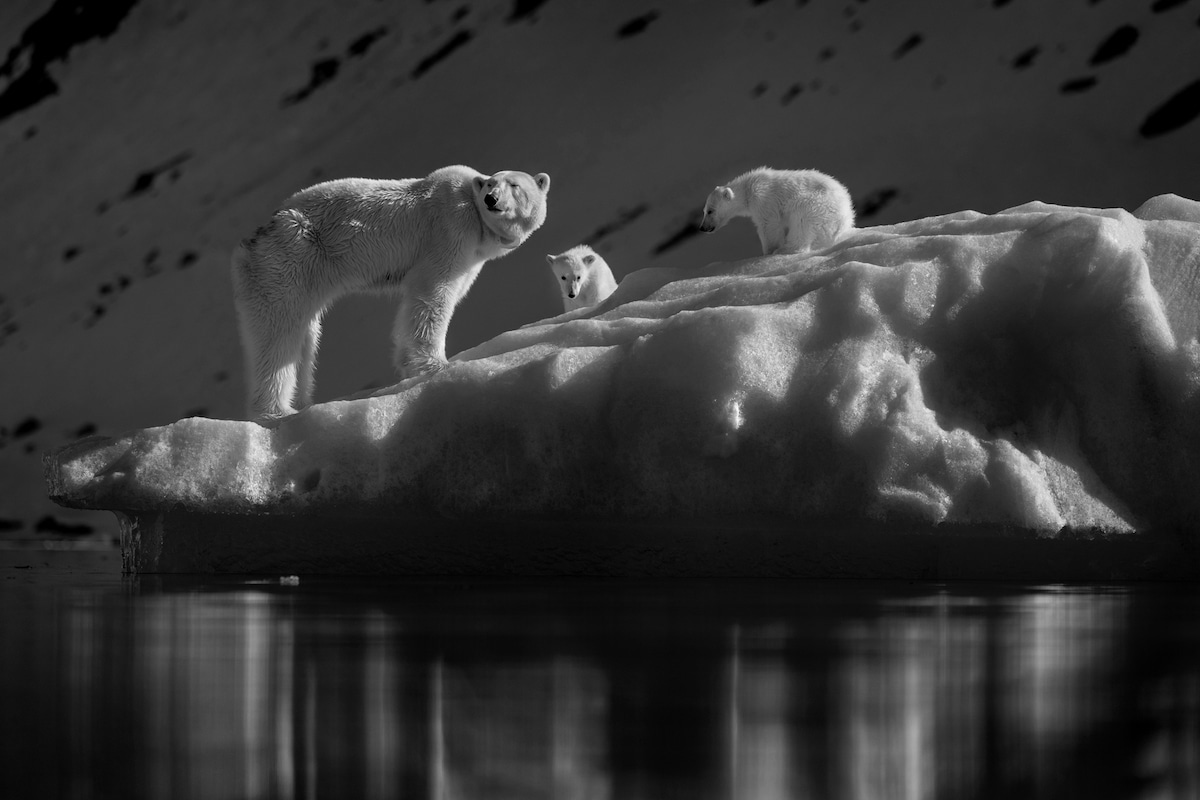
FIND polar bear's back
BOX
[286,176,419,205]
[246,172,482,277]
[281,174,471,224]
[755,168,854,227]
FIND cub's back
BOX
[767,169,847,202]
[766,169,854,231]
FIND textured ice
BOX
[46,197,1200,535]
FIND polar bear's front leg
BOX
[391,285,453,379]
[754,219,782,256]
[759,234,783,256]
[391,266,484,379]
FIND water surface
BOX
[3,548,1199,799]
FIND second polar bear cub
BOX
[700,167,854,256]
[547,245,617,312]
[232,165,550,420]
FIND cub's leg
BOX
[790,217,820,254]
[756,215,787,256]
[806,208,844,251]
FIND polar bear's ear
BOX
[546,254,555,264]
[721,187,734,200]
[534,173,550,192]
[473,176,487,191]
[582,254,595,265]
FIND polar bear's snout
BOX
[476,176,509,213]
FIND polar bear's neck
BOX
[732,170,770,213]
[472,196,530,254]
[479,215,522,251]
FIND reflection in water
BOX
[829,592,1126,799]
[432,658,608,800]
[3,579,1200,799]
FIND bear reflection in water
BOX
[6,578,1198,799]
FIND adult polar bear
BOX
[232,165,550,420]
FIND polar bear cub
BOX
[231,165,550,420]
[699,167,854,256]
[546,245,617,312]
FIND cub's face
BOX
[699,186,735,232]
[546,249,597,300]
[473,170,551,248]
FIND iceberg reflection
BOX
[828,590,1130,799]
[4,581,1200,799]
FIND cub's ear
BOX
[721,187,734,200]
[545,254,555,264]
[582,254,595,265]
[473,176,487,191]
[534,173,550,192]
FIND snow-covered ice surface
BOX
[46,196,1200,575]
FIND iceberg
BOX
[44,197,1200,578]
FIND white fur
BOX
[232,165,550,420]
[546,245,618,312]
[699,167,854,256]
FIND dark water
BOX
[3,549,1200,800]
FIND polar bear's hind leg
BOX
[233,242,313,419]
[296,315,324,410]
[244,320,309,419]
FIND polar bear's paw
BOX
[397,353,450,381]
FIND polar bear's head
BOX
[699,186,736,233]
[546,245,599,300]
[473,170,551,248]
